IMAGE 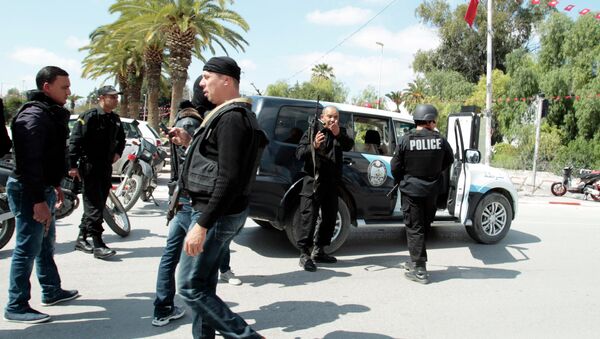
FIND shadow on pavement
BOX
[324,331,395,339]
[234,225,298,259]
[428,265,520,283]
[239,300,369,333]
[0,293,189,339]
[241,268,351,288]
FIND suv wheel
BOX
[465,192,512,244]
[285,197,352,253]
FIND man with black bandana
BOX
[170,56,266,338]
[4,66,79,324]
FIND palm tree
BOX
[109,0,250,124]
[68,94,83,113]
[385,91,403,112]
[402,80,427,113]
[311,63,335,80]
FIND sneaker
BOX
[152,306,185,327]
[4,308,51,324]
[299,254,317,272]
[404,266,429,284]
[41,289,80,306]
[220,270,242,286]
[399,261,415,272]
[312,248,337,263]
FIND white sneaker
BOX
[220,270,242,286]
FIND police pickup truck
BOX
[249,96,518,252]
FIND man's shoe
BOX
[400,261,415,272]
[4,308,51,324]
[93,246,116,259]
[220,270,242,286]
[74,236,93,254]
[41,289,80,306]
[404,266,429,284]
[152,306,185,327]
[312,248,337,263]
[299,254,317,272]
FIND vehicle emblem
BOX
[367,159,387,187]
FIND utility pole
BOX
[531,94,544,194]
[484,0,494,165]
[376,41,384,110]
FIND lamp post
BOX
[376,41,384,110]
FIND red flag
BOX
[596,13,600,20]
[531,0,540,4]
[547,1,558,7]
[564,4,575,11]
[464,0,479,28]
[579,8,590,15]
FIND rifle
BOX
[309,97,321,193]
[165,184,181,226]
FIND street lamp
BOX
[376,41,384,110]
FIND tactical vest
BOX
[180,101,268,197]
[403,130,445,179]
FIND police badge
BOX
[367,159,387,187]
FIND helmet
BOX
[412,104,438,121]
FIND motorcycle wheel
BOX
[116,172,143,212]
[103,190,131,237]
[55,191,79,220]
[550,182,567,196]
[0,199,15,250]
[590,183,600,201]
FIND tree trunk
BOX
[166,26,195,125]
[127,65,144,119]
[117,74,129,116]
[144,46,163,131]
[169,76,186,125]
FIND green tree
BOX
[68,94,83,113]
[351,85,378,107]
[402,80,427,113]
[109,0,249,124]
[311,63,335,80]
[385,91,403,112]
[265,78,348,103]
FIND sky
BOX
[1,0,598,106]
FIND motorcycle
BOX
[550,166,600,201]
[113,137,166,211]
[0,165,131,250]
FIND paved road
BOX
[0,178,599,338]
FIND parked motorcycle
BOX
[113,137,166,211]
[550,166,600,201]
[0,165,131,250]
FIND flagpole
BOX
[484,0,493,166]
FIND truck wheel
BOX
[0,199,15,250]
[285,197,352,254]
[466,192,512,244]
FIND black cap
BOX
[203,56,241,81]
[97,85,123,96]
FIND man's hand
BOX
[113,154,120,164]
[170,127,192,147]
[184,223,207,256]
[68,168,80,181]
[55,186,64,209]
[329,121,340,136]
[33,202,52,236]
[313,131,325,149]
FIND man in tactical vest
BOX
[68,85,125,260]
[5,66,79,323]
[169,57,265,338]
[295,106,354,271]
[391,104,453,284]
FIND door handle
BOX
[343,157,354,165]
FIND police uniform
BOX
[68,106,125,249]
[391,104,453,283]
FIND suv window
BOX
[123,122,141,139]
[393,120,413,144]
[274,106,352,145]
[352,115,393,156]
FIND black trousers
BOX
[401,193,437,265]
[80,164,112,236]
[296,176,338,253]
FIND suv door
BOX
[342,113,397,219]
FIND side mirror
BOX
[131,119,140,127]
[465,149,480,164]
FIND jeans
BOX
[5,177,62,312]
[177,208,260,339]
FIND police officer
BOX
[68,85,125,259]
[391,104,453,284]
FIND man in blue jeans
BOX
[170,57,266,338]
[4,66,79,324]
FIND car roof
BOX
[249,95,413,122]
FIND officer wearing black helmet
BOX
[391,104,453,284]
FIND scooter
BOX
[550,166,600,201]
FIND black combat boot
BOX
[404,262,428,284]
[74,230,93,254]
[91,235,116,260]
[299,250,316,272]
[312,247,337,263]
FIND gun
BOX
[386,183,399,197]
[309,97,321,193]
[165,184,181,226]
[159,122,175,137]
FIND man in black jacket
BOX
[4,66,79,324]
[295,106,354,271]
[68,85,125,259]
[169,57,264,338]
[391,104,453,284]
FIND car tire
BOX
[466,192,513,244]
[285,197,352,254]
[0,198,15,250]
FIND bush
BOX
[551,136,600,174]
